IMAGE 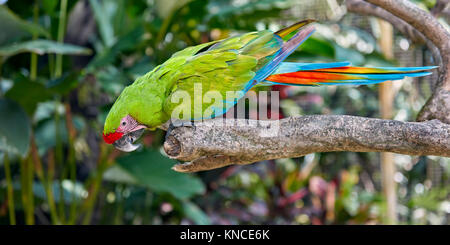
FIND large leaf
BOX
[88,0,116,47]
[42,0,59,16]
[34,118,68,156]
[87,26,144,71]
[296,37,335,59]
[14,180,88,204]
[103,165,138,184]
[0,98,31,157]
[46,72,81,95]
[183,201,211,225]
[0,5,49,45]
[0,39,92,57]
[206,0,294,30]
[95,66,128,96]
[126,56,154,78]
[104,149,205,200]
[5,76,53,115]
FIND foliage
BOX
[105,149,205,200]
[0,0,448,225]
[0,98,31,157]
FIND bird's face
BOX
[103,115,146,152]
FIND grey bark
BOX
[164,116,450,172]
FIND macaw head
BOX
[102,89,148,152]
[103,81,169,152]
[103,114,147,152]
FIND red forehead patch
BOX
[103,132,124,144]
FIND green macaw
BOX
[103,20,436,152]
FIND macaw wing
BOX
[163,30,283,120]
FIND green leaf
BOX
[96,66,128,96]
[105,149,205,200]
[155,0,191,18]
[0,98,31,157]
[46,72,81,95]
[183,201,211,225]
[87,26,144,71]
[0,39,92,57]
[206,0,294,30]
[103,165,138,184]
[42,0,59,16]
[31,180,87,204]
[88,0,116,47]
[297,37,335,58]
[0,5,50,46]
[34,118,68,156]
[334,44,365,66]
[5,77,53,115]
[126,56,154,78]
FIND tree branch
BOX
[162,0,450,173]
[364,0,450,123]
[345,0,442,68]
[164,116,450,172]
[346,0,425,44]
[367,0,450,53]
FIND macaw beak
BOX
[113,128,145,152]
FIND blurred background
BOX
[0,0,449,225]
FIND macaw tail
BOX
[264,62,437,86]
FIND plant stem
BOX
[26,155,35,224]
[20,156,34,224]
[55,0,68,78]
[22,1,39,224]
[142,191,153,224]
[46,150,60,224]
[30,135,59,224]
[113,188,124,225]
[54,0,68,222]
[48,55,55,79]
[81,144,112,225]
[0,56,2,75]
[64,103,78,225]
[0,56,3,94]
[54,101,66,224]
[81,164,107,225]
[4,153,16,225]
[57,167,67,224]
[30,1,39,81]
[67,155,77,224]
[30,53,38,81]
[20,157,29,223]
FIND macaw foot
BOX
[159,119,197,131]
[167,119,196,131]
[164,119,197,143]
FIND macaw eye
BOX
[122,122,126,126]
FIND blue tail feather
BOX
[264,61,437,87]
[273,62,351,74]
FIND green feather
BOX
[103,30,283,133]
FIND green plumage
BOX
[103,30,282,134]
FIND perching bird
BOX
[103,20,436,152]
